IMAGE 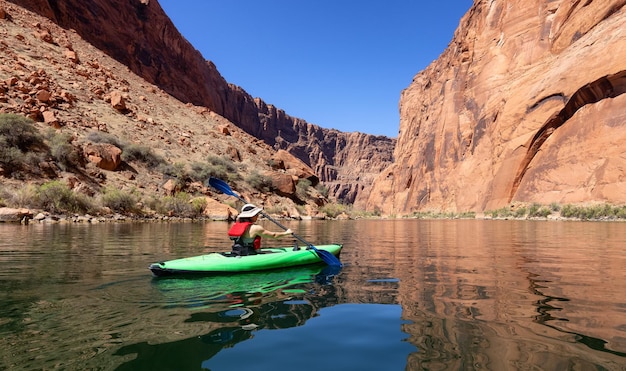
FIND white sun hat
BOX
[238,203,263,219]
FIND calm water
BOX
[0,219,625,370]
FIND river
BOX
[0,219,625,370]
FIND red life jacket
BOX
[228,222,261,250]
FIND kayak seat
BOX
[231,243,257,256]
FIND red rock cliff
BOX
[8,0,394,203]
[364,0,626,215]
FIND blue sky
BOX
[158,1,473,138]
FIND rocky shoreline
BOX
[0,206,335,224]
[0,206,231,224]
[3,206,625,225]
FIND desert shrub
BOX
[513,207,527,218]
[35,181,94,214]
[587,203,621,219]
[0,185,10,207]
[560,204,578,218]
[160,162,186,179]
[46,130,82,170]
[320,203,351,218]
[0,114,42,150]
[86,131,125,149]
[190,197,208,216]
[0,139,23,174]
[123,143,165,168]
[408,209,476,219]
[246,171,273,192]
[159,162,189,192]
[189,162,213,183]
[101,187,140,213]
[614,206,626,219]
[207,155,237,172]
[5,184,39,208]
[153,192,203,218]
[528,203,551,218]
[315,183,329,198]
[485,207,513,218]
[193,155,240,182]
[560,204,618,220]
[295,178,312,200]
[0,114,45,175]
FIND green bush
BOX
[101,187,140,213]
[207,155,237,172]
[7,184,38,208]
[614,206,626,219]
[190,197,208,216]
[152,192,204,218]
[123,144,165,168]
[46,130,82,170]
[0,185,9,207]
[295,178,312,200]
[0,114,42,150]
[246,171,273,192]
[159,162,186,179]
[35,181,94,214]
[86,131,125,149]
[527,203,551,218]
[315,183,329,198]
[0,114,45,175]
[189,162,213,183]
[320,203,350,218]
[0,139,23,174]
[486,207,513,218]
[159,162,189,192]
[181,155,242,184]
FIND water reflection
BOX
[530,275,626,358]
[0,220,625,370]
[114,265,341,370]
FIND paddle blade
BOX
[208,177,235,196]
[310,245,343,267]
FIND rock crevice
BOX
[511,70,626,201]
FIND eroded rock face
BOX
[365,0,626,215]
[8,0,395,204]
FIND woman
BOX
[228,204,292,255]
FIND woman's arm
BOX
[250,225,292,239]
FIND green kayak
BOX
[149,244,342,277]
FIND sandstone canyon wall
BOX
[255,99,395,205]
[364,0,626,215]
[7,0,395,203]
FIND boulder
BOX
[83,143,122,171]
[110,90,126,111]
[42,110,60,128]
[272,150,318,185]
[0,207,33,222]
[202,197,237,221]
[268,172,297,198]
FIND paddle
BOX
[208,177,343,267]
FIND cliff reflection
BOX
[344,219,626,370]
